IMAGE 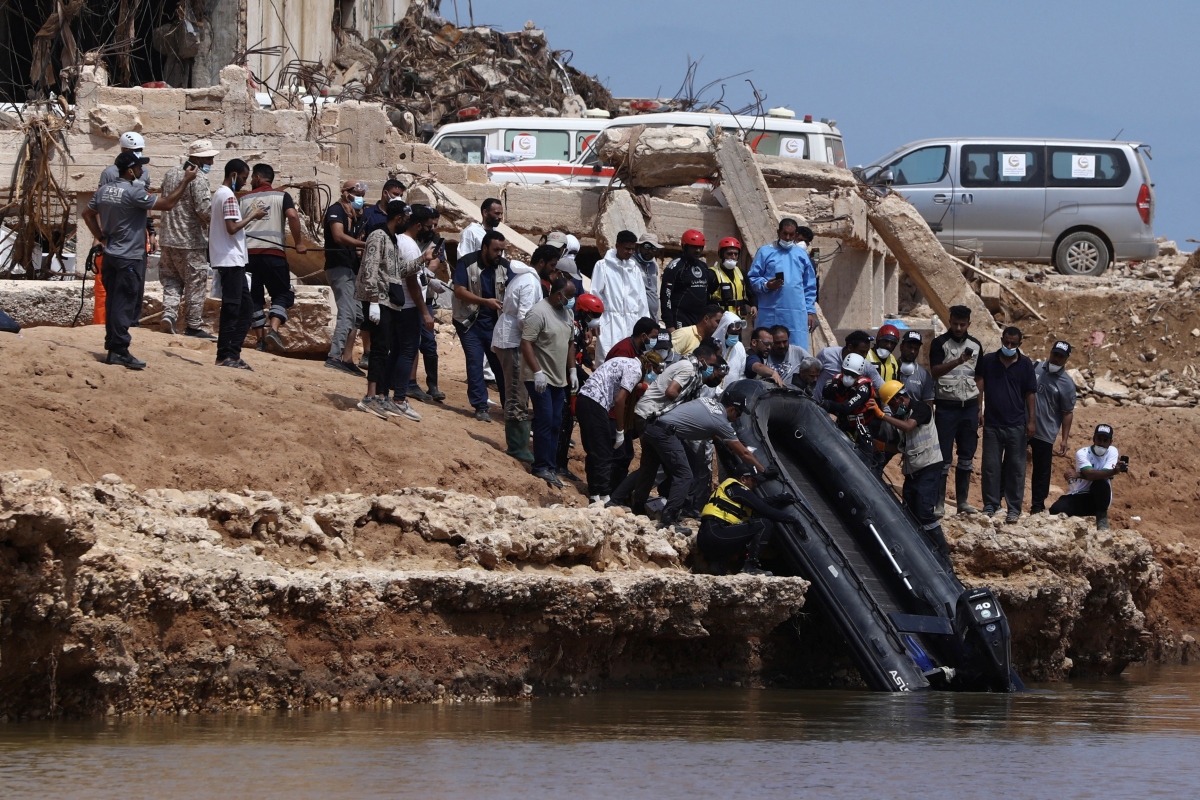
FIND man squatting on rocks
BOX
[1052,424,1128,530]
[81,151,199,370]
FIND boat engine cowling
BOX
[954,587,1018,692]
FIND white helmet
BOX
[118,131,146,151]
[565,234,581,254]
[842,352,867,376]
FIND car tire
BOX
[1055,231,1110,277]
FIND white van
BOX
[429,110,847,187]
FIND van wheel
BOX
[1055,232,1110,277]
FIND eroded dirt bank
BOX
[1,467,1166,718]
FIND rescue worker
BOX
[661,229,718,333]
[634,233,664,322]
[929,305,984,517]
[822,352,878,466]
[555,291,605,482]
[698,463,797,576]
[592,230,650,363]
[875,381,950,560]
[868,323,902,383]
[711,237,756,322]
[1050,424,1128,530]
[747,219,818,352]
[898,330,936,406]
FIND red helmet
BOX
[575,293,605,315]
[681,229,706,247]
[718,237,742,252]
[877,323,901,342]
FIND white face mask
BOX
[722,259,738,269]
[1092,445,1109,457]
[842,374,855,387]
[875,347,892,360]
[899,361,916,376]
[1047,363,1063,373]
[777,239,795,249]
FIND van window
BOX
[1048,147,1130,187]
[504,130,571,161]
[889,145,949,185]
[576,131,601,159]
[960,145,1043,187]
[436,135,486,165]
[749,131,808,159]
[827,137,847,168]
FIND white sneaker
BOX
[395,399,422,421]
[589,495,603,504]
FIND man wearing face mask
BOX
[1050,424,1127,530]
[976,326,1038,523]
[671,304,724,356]
[577,351,663,503]
[157,140,218,340]
[82,152,199,370]
[868,324,902,383]
[713,313,746,389]
[362,179,406,237]
[930,305,984,517]
[660,229,718,333]
[747,219,819,352]
[493,244,563,462]
[592,230,651,363]
[897,331,935,407]
[634,233,664,322]
[99,131,153,190]
[1030,341,1077,514]
[815,330,883,396]
[823,352,881,466]
[605,316,660,361]
[324,180,369,375]
[460,198,504,259]
[454,231,510,422]
[711,237,756,322]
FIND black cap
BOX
[1095,424,1114,437]
[732,462,759,478]
[902,330,923,344]
[949,305,972,320]
[114,151,150,173]
[1052,340,1072,355]
[653,332,673,351]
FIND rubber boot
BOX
[955,469,978,514]
[425,355,445,401]
[741,532,774,577]
[505,419,534,463]
[934,472,947,519]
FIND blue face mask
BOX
[702,365,715,378]
[645,372,657,383]
[351,196,365,211]
[199,164,211,174]
[1000,345,1018,357]
[566,298,575,311]
[725,334,740,347]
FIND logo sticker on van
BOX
[512,133,537,159]
[1002,153,1026,177]
[1071,154,1095,179]
[780,137,804,159]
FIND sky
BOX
[469,0,1198,247]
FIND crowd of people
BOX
[82,135,1127,578]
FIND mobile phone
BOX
[962,347,974,359]
[774,271,784,282]
[1119,455,1129,464]
[184,160,197,170]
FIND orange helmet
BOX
[876,323,901,343]
[575,293,605,315]
[681,229,706,247]
[718,237,742,252]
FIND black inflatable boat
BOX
[723,382,1021,693]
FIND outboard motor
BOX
[954,587,1018,692]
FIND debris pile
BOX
[359,9,614,133]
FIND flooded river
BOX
[2,664,1197,799]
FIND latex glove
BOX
[570,369,579,392]
[864,399,885,419]
[368,303,380,324]
[532,370,548,393]
[429,278,450,294]
[614,430,625,449]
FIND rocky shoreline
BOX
[0,469,1166,718]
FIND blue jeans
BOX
[458,319,505,411]
[526,382,566,472]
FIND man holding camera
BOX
[929,304,984,517]
[1050,424,1127,530]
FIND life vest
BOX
[934,334,981,403]
[868,350,901,383]
[711,263,748,310]
[899,413,942,475]
[702,478,753,525]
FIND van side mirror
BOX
[878,168,895,187]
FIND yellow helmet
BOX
[878,380,906,406]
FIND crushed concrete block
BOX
[980,281,1002,311]
[88,106,142,139]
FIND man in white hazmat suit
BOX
[714,311,747,390]
[591,229,650,364]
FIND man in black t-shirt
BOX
[324,180,368,375]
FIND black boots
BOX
[955,469,977,514]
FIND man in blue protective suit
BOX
[747,218,818,352]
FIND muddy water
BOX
[2,665,1198,799]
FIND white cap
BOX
[842,352,867,375]
[565,234,580,254]
[119,131,146,151]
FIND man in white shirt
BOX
[1049,424,1128,530]
[459,197,503,259]
[210,159,267,369]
